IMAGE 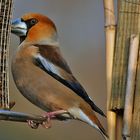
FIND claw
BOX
[27,120,39,129]
[42,120,52,128]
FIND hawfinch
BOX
[11,13,108,139]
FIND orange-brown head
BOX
[11,13,58,45]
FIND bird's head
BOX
[11,13,58,45]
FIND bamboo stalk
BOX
[116,115,123,140]
[122,34,139,140]
[110,0,140,111]
[131,43,140,140]
[0,0,13,109]
[103,0,116,140]
[109,1,140,139]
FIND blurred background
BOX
[0,0,114,140]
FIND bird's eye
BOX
[30,18,38,25]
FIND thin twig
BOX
[0,110,47,123]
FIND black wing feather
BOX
[34,55,106,117]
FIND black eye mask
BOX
[19,18,38,42]
[22,18,38,29]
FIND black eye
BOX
[30,18,38,25]
[25,18,38,29]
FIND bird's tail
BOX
[68,106,109,140]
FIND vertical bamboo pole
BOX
[110,0,140,111]
[110,1,140,139]
[103,1,116,140]
[0,0,13,109]
[122,34,139,140]
[131,48,140,140]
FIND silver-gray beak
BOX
[11,18,27,37]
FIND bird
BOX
[11,13,108,139]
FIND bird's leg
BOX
[42,110,68,128]
[27,110,67,129]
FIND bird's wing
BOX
[33,45,105,117]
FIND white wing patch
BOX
[35,54,61,77]
[68,107,98,130]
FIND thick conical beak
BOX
[11,18,27,37]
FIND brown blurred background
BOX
[0,0,111,140]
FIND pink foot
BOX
[27,110,67,129]
[42,110,67,128]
